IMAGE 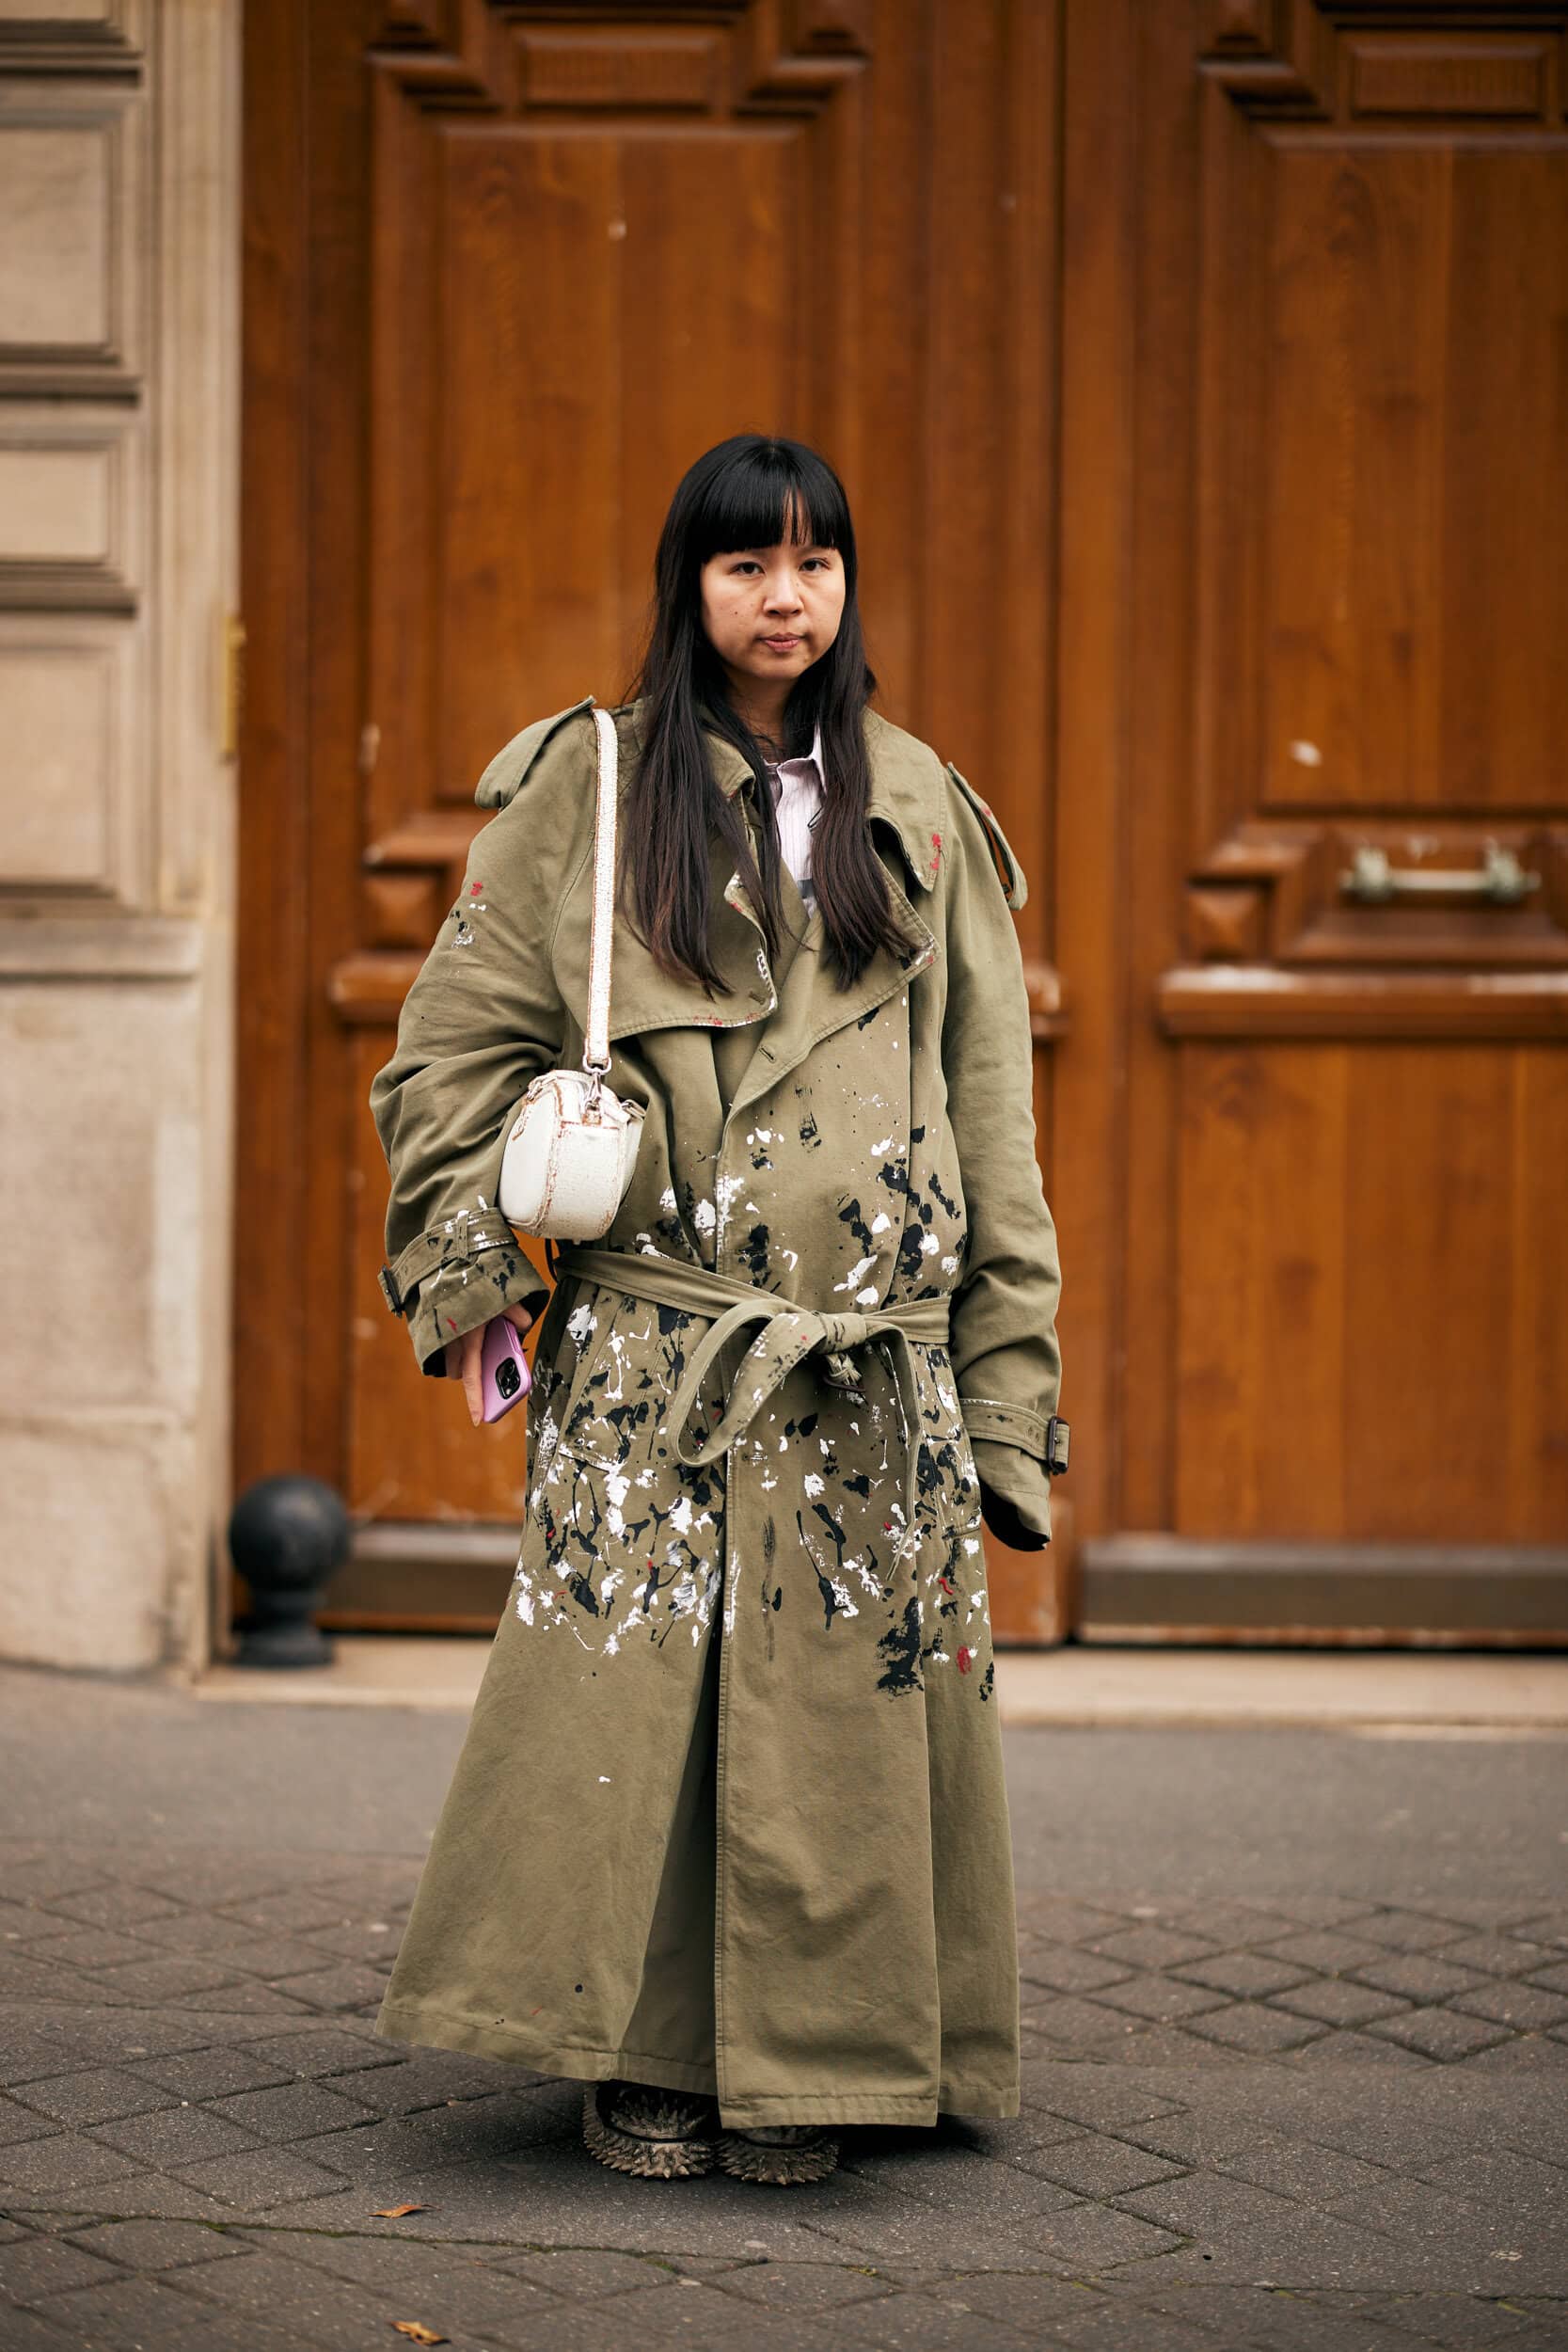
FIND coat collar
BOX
[561,697,942,1057]
[618,695,946,898]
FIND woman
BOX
[370,433,1067,2187]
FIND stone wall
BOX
[0,1,239,1672]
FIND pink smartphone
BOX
[479,1315,532,1423]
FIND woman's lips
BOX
[762,635,802,650]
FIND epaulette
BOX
[474,695,597,810]
[945,762,1028,911]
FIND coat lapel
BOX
[560,699,942,1074]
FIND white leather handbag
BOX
[497,706,646,1240]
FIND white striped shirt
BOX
[761,723,824,916]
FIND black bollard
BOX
[229,1475,351,1667]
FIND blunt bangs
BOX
[684,437,854,575]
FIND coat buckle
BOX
[1044,1415,1070,1477]
[377,1264,404,1317]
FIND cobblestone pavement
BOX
[2,1687,1566,2349]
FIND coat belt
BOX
[554,1244,952,1555]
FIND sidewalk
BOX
[2,1655,1566,2351]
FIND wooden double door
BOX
[239,0,1568,1643]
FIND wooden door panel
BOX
[1064,0,1568,1641]
[1175,1040,1568,1547]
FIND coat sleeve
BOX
[940,762,1064,1549]
[370,713,595,1375]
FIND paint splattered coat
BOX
[369,695,1064,2126]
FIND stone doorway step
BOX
[191,1637,1568,1731]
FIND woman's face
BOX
[699,534,847,705]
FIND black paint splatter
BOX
[877,1595,924,1695]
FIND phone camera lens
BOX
[497,1359,521,1400]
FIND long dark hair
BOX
[621,433,911,993]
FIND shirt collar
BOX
[623,696,944,894]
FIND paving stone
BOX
[1085,1925,1222,1971]
[231,2025,401,2077]
[831,2286,1045,2348]
[1526,1963,1568,1996]
[1035,2296,1228,2350]
[841,2141,1077,2218]
[928,2272,1110,2330]
[65,2216,248,2270]
[1375,2305,1564,2348]
[1030,2080,1185,2134]
[0,2132,142,2195]
[204,2078,381,2141]
[1017,2200,1184,2271]
[174,2145,352,2210]
[1353,1913,1470,1955]
[0,1861,107,1904]
[43,1887,185,1932]
[0,2095,54,2147]
[0,2233,126,2301]
[10,2067,178,2130]
[1354,1955,1491,2002]
[1188,2003,1326,2055]
[1367,2011,1513,2063]
[1018,2133,1187,2199]
[1216,2135,1396,2209]
[267,1961,388,2010]
[1019,1947,1139,1994]
[89,1953,247,2000]
[121,2043,297,2103]
[0,1899,65,1944]
[1452,1983,1568,2031]
[1089,1973,1231,2023]
[184,2242,549,2347]
[1015,1898,1132,1944]
[90,2101,262,2167]
[26,1927,171,1974]
[211,1889,353,1935]
[707,2260,896,2312]
[1439,1935,1561,1979]
[1175,1951,1315,1998]
[1021,1993,1144,2048]
[1116,2172,1408,2289]
[0,2300,84,2349]
[1271,1980,1416,2028]
[500,2245,684,2297]
[1418,2149,1568,2221]
[1258,1931,1397,1974]
[1288,2028,1435,2069]
[47,2266,319,2350]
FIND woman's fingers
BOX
[501,1302,535,1336]
[459,1326,485,1424]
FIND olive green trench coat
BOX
[368,695,1065,2126]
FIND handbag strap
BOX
[582,705,618,1075]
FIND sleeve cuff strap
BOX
[959,1395,1053,1456]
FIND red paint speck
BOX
[957,1646,974,1674]
[445,1317,458,1332]
[939,1575,955,1596]
[470,881,483,894]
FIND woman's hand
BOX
[445,1304,535,1426]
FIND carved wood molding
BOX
[1156,963,1568,1040]
[369,0,871,117]
[1200,0,1568,122]
[1181,822,1568,971]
